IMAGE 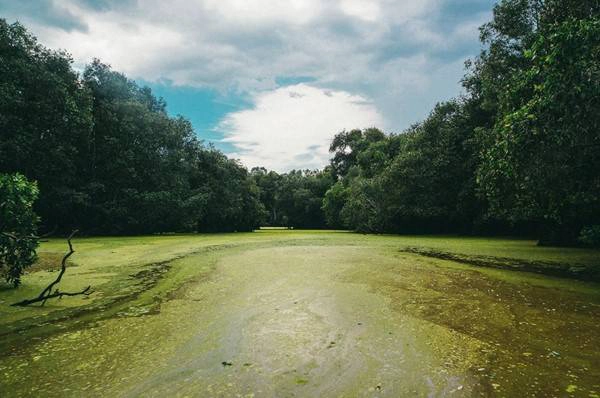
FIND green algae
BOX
[0,231,599,397]
[400,246,600,282]
[342,248,600,397]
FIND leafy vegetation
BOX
[320,1,600,244]
[474,1,600,244]
[251,168,334,228]
[0,173,39,286]
[1,2,599,396]
[579,225,600,247]
[0,20,263,235]
[1,1,599,246]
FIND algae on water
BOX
[1,232,599,397]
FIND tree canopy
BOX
[0,20,264,235]
[250,167,334,229]
[319,0,600,245]
[1,0,599,247]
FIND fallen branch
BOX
[12,285,93,307]
[12,230,94,307]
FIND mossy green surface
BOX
[1,231,599,397]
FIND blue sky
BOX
[0,0,496,171]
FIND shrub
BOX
[0,173,40,286]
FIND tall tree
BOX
[0,20,94,231]
[0,21,266,235]
[477,16,600,243]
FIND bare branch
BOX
[11,230,93,307]
[12,286,92,307]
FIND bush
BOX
[0,173,40,286]
[578,225,600,248]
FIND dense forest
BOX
[255,0,600,246]
[0,20,264,235]
[1,0,599,246]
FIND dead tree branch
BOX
[12,230,94,307]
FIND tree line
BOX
[249,1,599,246]
[250,167,334,229]
[319,0,600,246]
[0,19,264,235]
[1,0,599,248]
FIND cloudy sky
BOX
[0,0,495,171]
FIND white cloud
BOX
[202,0,325,25]
[33,17,185,80]
[2,0,494,170]
[220,84,384,171]
[13,0,489,98]
[339,0,381,22]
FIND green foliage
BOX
[322,181,348,229]
[322,2,600,244]
[0,174,39,286]
[329,128,386,178]
[578,225,600,247]
[339,176,388,233]
[2,4,599,246]
[0,20,264,235]
[0,20,94,232]
[381,102,482,233]
[250,168,281,225]
[477,17,600,243]
[325,112,483,234]
[323,127,398,232]
[251,168,334,228]
[198,151,265,232]
[77,60,214,234]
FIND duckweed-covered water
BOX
[1,236,599,397]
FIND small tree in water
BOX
[0,173,40,286]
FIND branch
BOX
[11,286,92,307]
[1,226,56,242]
[38,230,77,300]
[12,230,94,307]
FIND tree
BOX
[80,60,210,234]
[380,102,486,233]
[197,149,265,232]
[0,20,266,236]
[251,168,335,229]
[322,181,348,229]
[251,167,281,226]
[339,177,389,233]
[0,173,39,286]
[329,128,386,178]
[477,17,600,243]
[0,20,94,232]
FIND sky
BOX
[0,0,496,171]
